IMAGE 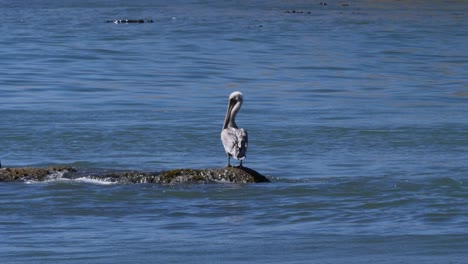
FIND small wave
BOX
[73,177,117,185]
[26,175,117,186]
[24,170,117,185]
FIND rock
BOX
[84,167,270,184]
[0,167,76,182]
[0,166,270,184]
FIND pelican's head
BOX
[229,91,243,103]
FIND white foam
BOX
[73,177,117,185]
[25,171,117,185]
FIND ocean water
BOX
[1,0,467,263]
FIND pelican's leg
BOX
[240,160,243,168]
[227,156,231,167]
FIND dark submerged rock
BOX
[0,166,270,184]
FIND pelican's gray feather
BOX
[221,127,248,160]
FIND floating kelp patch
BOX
[0,166,270,184]
[284,10,312,14]
[107,19,154,24]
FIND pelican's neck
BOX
[223,99,241,129]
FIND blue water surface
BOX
[1,0,467,263]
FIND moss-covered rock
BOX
[0,167,75,182]
[155,167,270,184]
[0,166,270,184]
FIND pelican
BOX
[221,91,248,167]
